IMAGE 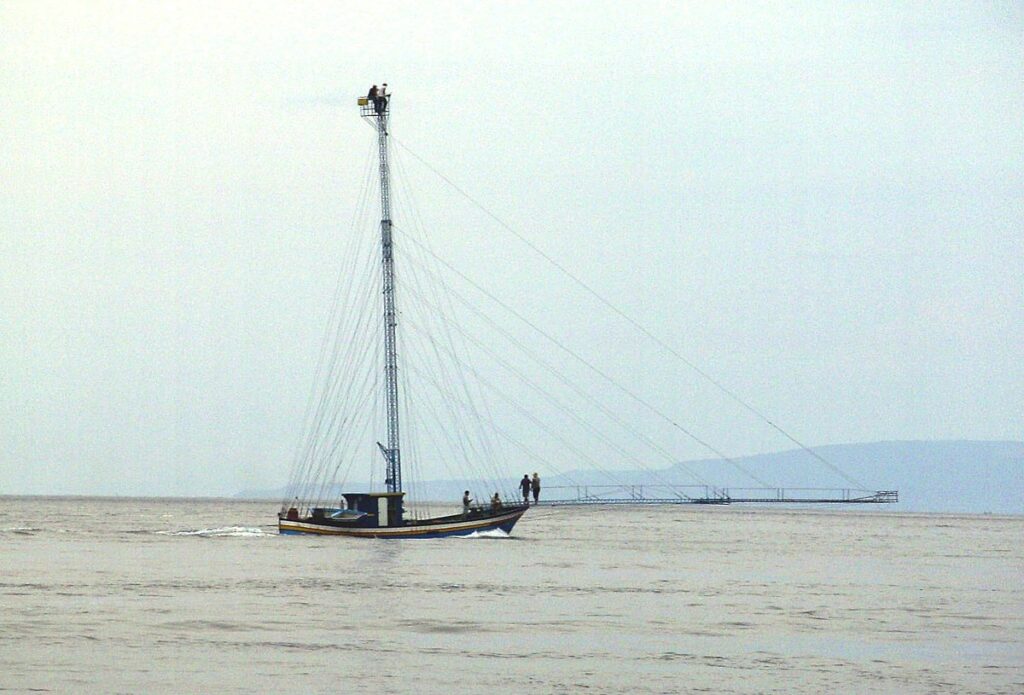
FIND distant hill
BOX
[240,440,1023,515]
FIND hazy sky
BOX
[2,1,1021,496]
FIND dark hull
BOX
[278,505,527,538]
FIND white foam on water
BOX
[2,526,41,534]
[157,526,275,538]
[460,528,511,539]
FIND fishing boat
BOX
[278,85,528,537]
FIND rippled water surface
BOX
[1,497,1022,693]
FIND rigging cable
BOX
[399,230,769,489]
[285,141,379,510]
[391,150,519,497]
[401,359,593,494]
[400,287,726,490]
[391,138,867,490]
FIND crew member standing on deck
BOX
[462,490,472,516]
[520,474,531,504]
[531,472,541,504]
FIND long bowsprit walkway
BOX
[536,485,898,506]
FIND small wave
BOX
[460,528,512,539]
[2,526,41,535]
[157,526,275,538]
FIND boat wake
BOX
[1,526,41,535]
[459,528,513,540]
[158,526,275,538]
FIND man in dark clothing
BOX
[368,84,386,114]
[520,474,531,504]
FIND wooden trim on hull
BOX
[279,508,527,538]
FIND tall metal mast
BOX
[361,86,401,494]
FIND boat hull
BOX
[278,506,527,538]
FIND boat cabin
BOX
[313,492,405,528]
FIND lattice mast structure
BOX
[361,88,402,494]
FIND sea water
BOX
[1,497,1021,694]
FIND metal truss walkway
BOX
[537,485,898,506]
